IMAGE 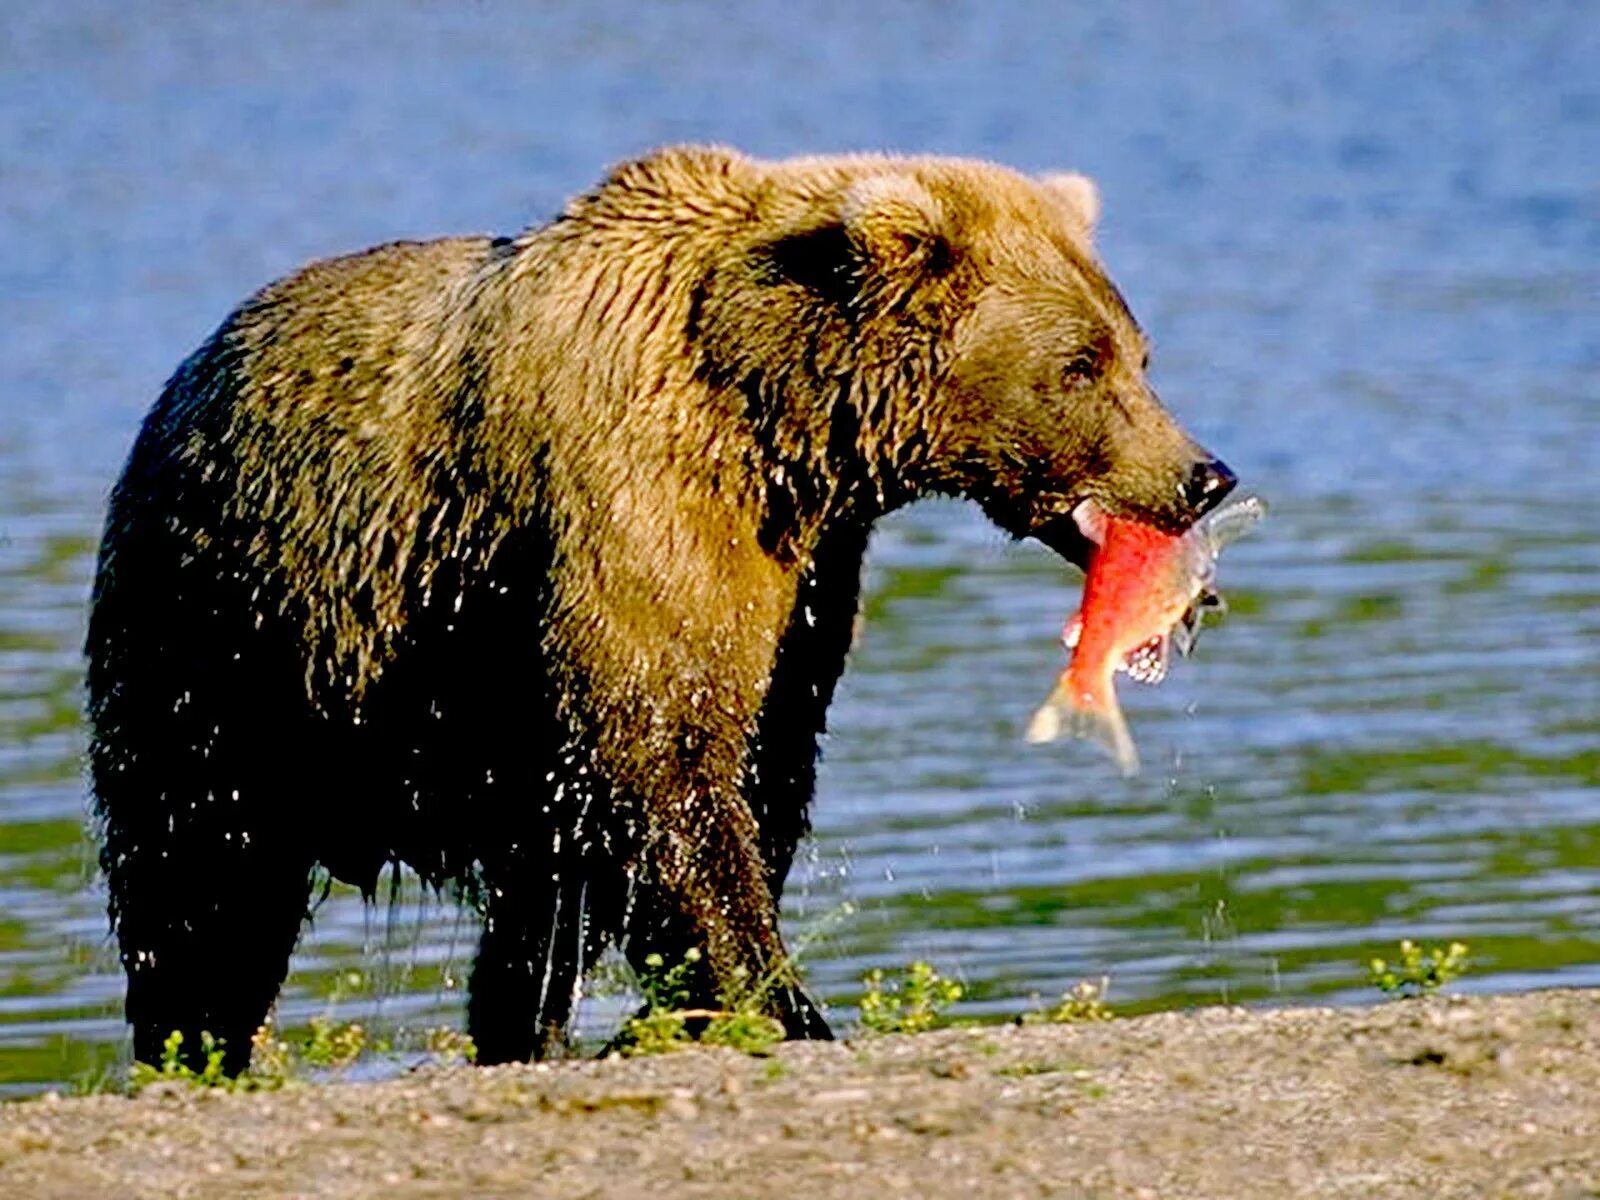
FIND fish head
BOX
[1071,498,1254,683]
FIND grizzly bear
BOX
[87,146,1235,1071]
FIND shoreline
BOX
[3,989,1598,1198]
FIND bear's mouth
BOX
[1029,510,1096,574]
[1038,498,1232,659]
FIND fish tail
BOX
[1024,684,1069,744]
[1025,681,1141,777]
[1068,700,1140,777]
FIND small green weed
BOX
[1368,939,1470,998]
[424,1025,478,1066]
[699,1005,786,1055]
[127,1030,235,1094]
[618,948,787,1057]
[123,1016,475,1094]
[619,1008,693,1056]
[857,960,963,1035]
[300,1015,368,1068]
[247,1023,294,1088]
[615,902,862,1056]
[639,948,701,1014]
[618,948,700,1055]
[1024,976,1114,1025]
[69,1051,125,1097]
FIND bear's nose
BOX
[1181,457,1237,518]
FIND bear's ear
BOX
[1038,171,1100,239]
[839,174,950,275]
[758,173,951,304]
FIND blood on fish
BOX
[1026,495,1264,775]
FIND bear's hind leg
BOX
[109,824,315,1076]
[466,865,606,1064]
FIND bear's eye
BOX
[1061,355,1099,390]
[1061,328,1112,391]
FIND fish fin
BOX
[1025,683,1141,776]
[1174,588,1226,657]
[1171,617,1196,658]
[1025,677,1074,744]
[1123,635,1170,684]
[1025,697,1064,744]
[1061,612,1083,650]
[1069,702,1140,776]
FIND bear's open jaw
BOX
[1030,509,1096,573]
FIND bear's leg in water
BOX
[750,521,872,905]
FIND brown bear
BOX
[87,146,1235,1072]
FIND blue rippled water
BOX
[1,1,1595,1094]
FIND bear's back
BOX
[220,236,501,416]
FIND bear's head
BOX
[623,147,1234,566]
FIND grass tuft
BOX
[856,960,963,1035]
[1369,940,1470,998]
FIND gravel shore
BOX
[4,989,1598,1199]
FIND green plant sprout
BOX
[1024,976,1115,1025]
[1368,940,1470,997]
[122,1016,477,1094]
[424,1026,478,1066]
[127,1030,234,1093]
[618,948,787,1056]
[857,960,963,1035]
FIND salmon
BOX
[1025,495,1265,775]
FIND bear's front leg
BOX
[614,758,832,1043]
[539,504,832,1043]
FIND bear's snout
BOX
[1180,457,1237,521]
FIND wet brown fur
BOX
[87,147,1218,1069]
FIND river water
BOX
[1,1,1596,1094]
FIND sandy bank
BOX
[3,989,1598,1199]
